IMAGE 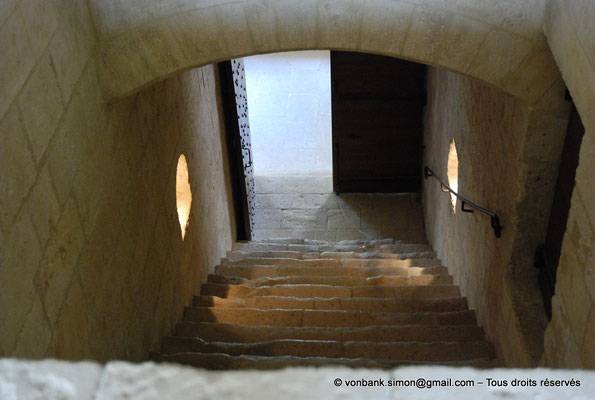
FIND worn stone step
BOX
[157,239,500,369]
[318,244,431,253]
[160,336,493,361]
[183,307,476,327]
[232,243,289,252]
[214,265,449,280]
[225,250,438,262]
[194,295,470,313]
[221,257,442,268]
[248,239,311,245]
[244,239,412,246]
[200,283,460,299]
[207,273,453,287]
[226,250,304,261]
[303,251,438,260]
[231,242,431,254]
[171,321,485,343]
[232,243,323,252]
[156,352,497,370]
[328,239,395,246]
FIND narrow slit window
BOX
[176,154,192,239]
[447,139,459,212]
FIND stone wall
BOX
[423,68,555,366]
[245,51,332,176]
[542,0,595,368]
[253,176,425,242]
[0,0,235,361]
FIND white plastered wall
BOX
[244,51,332,176]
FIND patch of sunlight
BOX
[447,139,459,213]
[176,154,192,240]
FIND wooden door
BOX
[219,59,255,240]
[331,51,426,193]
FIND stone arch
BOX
[92,0,559,105]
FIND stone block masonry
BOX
[541,0,595,369]
[421,65,578,368]
[0,0,236,361]
[252,176,426,242]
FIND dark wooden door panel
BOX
[331,51,426,193]
[332,52,426,98]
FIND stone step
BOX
[225,250,437,262]
[182,307,476,327]
[194,295,470,313]
[200,283,461,299]
[157,239,499,369]
[244,239,425,246]
[231,242,431,254]
[160,337,493,361]
[227,250,304,261]
[246,239,313,245]
[214,265,449,280]
[171,321,485,343]
[207,273,454,287]
[246,238,395,246]
[156,352,497,370]
[221,257,442,268]
[232,243,290,252]
[321,243,431,253]
[303,251,438,260]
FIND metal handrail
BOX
[424,166,503,238]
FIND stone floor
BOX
[253,176,426,242]
[1,358,593,399]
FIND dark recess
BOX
[534,101,585,319]
[331,51,427,194]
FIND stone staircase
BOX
[156,239,498,369]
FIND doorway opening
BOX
[223,51,428,242]
[330,51,426,194]
[245,51,333,177]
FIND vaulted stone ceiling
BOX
[89,0,557,104]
